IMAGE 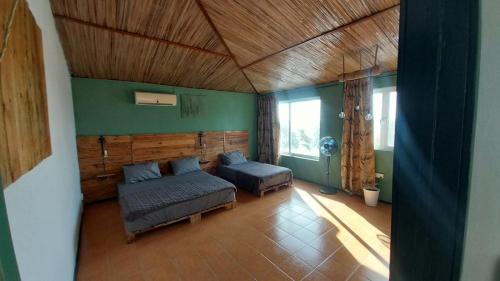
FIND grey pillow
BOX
[170,156,201,175]
[123,162,161,184]
[220,151,247,165]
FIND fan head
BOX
[319,136,338,156]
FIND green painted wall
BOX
[72,78,258,159]
[276,73,396,202]
[373,72,397,89]
[0,181,21,281]
[374,150,393,202]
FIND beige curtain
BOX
[341,77,376,194]
[257,95,280,164]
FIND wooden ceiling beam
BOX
[194,0,260,94]
[52,14,231,58]
[241,4,400,69]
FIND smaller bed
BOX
[118,158,236,242]
[217,151,293,197]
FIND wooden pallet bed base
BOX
[124,200,236,243]
[259,180,293,198]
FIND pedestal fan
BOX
[319,136,339,194]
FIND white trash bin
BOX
[363,187,380,207]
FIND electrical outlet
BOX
[376,172,385,179]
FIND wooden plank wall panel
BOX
[104,136,132,174]
[224,131,249,157]
[81,177,120,203]
[132,134,198,174]
[200,131,225,173]
[0,0,51,188]
[77,131,249,203]
[76,137,105,180]
[76,136,125,203]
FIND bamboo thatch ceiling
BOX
[50,0,399,94]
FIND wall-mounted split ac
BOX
[135,91,177,106]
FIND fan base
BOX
[320,186,338,195]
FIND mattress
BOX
[118,171,236,233]
[217,161,293,195]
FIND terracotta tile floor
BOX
[77,180,391,281]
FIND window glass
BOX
[279,99,321,159]
[290,100,320,157]
[372,88,397,149]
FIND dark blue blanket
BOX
[119,171,236,221]
[217,161,292,195]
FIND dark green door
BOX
[0,180,20,281]
[390,0,478,280]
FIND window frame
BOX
[279,97,321,161]
[373,86,397,151]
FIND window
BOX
[373,87,397,150]
[279,99,321,159]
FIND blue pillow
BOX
[170,156,201,175]
[123,161,161,184]
[220,151,247,165]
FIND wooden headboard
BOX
[77,131,249,203]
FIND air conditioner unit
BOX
[135,92,177,106]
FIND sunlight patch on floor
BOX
[295,186,390,278]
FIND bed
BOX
[217,151,293,197]
[118,158,236,242]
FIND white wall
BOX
[3,0,82,280]
[460,0,500,280]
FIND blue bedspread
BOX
[119,171,236,221]
[217,161,292,195]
